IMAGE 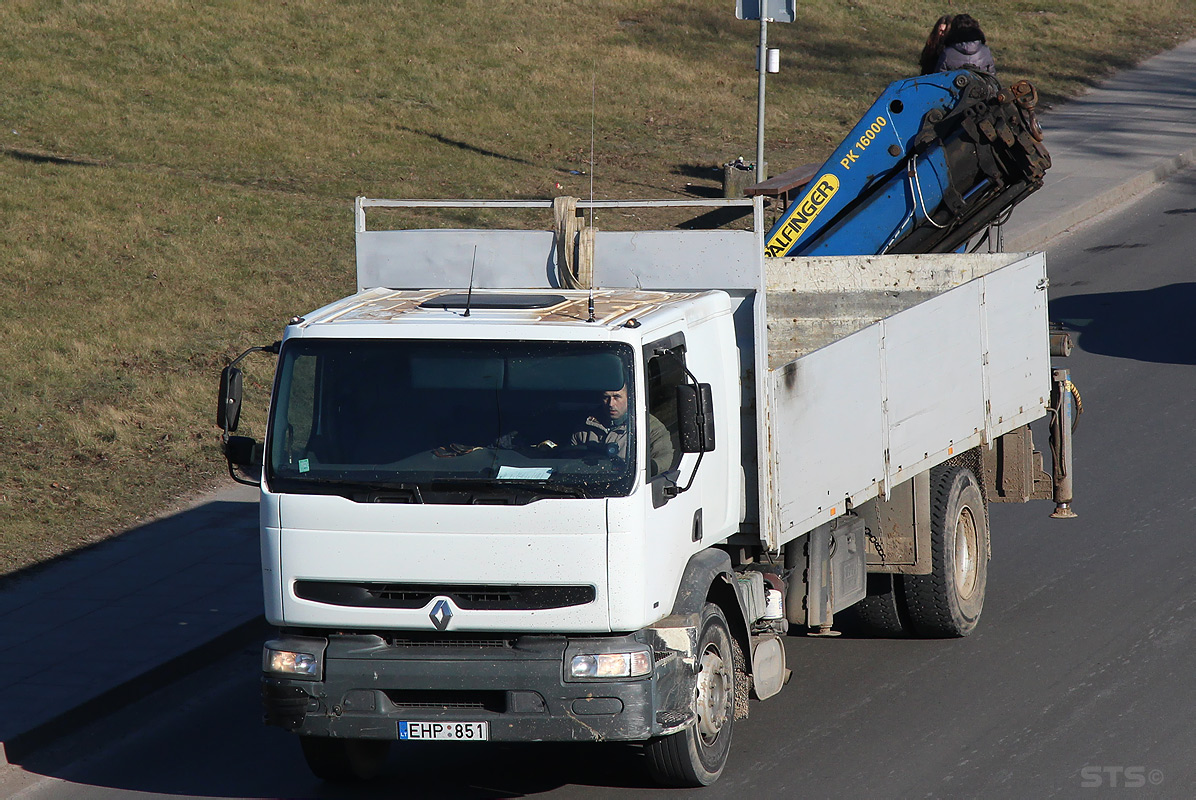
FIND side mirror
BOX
[676,383,716,453]
[217,366,243,431]
[224,435,262,467]
[224,435,263,486]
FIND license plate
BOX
[399,721,489,741]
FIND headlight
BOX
[264,647,320,677]
[570,650,653,679]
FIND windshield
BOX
[266,339,637,502]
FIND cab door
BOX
[608,332,711,629]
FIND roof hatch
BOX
[417,293,568,311]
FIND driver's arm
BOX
[647,415,675,477]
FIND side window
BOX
[644,336,685,478]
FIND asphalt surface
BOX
[6,170,1196,798]
[2,34,1195,792]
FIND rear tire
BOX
[299,735,390,782]
[841,573,908,637]
[900,465,988,637]
[646,603,735,787]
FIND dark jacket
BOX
[937,40,996,75]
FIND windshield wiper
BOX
[516,481,588,498]
[285,476,425,503]
[428,478,588,502]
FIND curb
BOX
[1005,146,1196,252]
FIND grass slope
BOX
[2,0,1194,575]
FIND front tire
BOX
[646,603,735,787]
[900,465,988,637]
[299,735,390,782]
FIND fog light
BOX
[570,650,652,679]
[264,647,320,677]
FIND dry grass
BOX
[1,0,1194,575]
[0,158,350,570]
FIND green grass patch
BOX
[2,0,1195,574]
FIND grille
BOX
[295,581,595,610]
[386,634,516,649]
[385,690,507,713]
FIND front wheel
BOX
[645,603,735,787]
[299,735,390,782]
[900,465,989,637]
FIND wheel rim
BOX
[694,644,732,743]
[954,505,979,598]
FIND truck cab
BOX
[261,288,741,635]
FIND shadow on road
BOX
[13,677,662,799]
[1050,282,1196,365]
[0,491,260,766]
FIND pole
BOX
[756,15,768,183]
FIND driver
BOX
[571,384,675,477]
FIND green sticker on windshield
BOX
[298,458,310,473]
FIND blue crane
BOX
[763,70,1050,257]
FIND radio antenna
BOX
[464,245,477,317]
[587,73,597,324]
[589,73,596,228]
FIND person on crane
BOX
[919,15,954,75]
[936,14,996,76]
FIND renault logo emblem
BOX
[429,598,453,631]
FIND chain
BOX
[864,525,886,563]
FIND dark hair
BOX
[919,15,954,75]
[944,13,986,46]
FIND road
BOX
[7,172,1196,799]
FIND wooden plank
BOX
[744,162,820,198]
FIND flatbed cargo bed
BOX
[762,252,1048,547]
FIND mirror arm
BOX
[663,450,704,499]
[227,458,260,487]
[227,340,281,371]
[224,435,264,486]
[652,346,700,386]
[220,341,281,440]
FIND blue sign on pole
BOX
[735,0,795,23]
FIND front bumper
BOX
[262,629,697,743]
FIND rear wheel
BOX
[646,603,735,787]
[900,465,988,637]
[841,573,908,637]
[299,735,390,782]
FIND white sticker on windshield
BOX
[496,466,554,481]
[298,459,310,474]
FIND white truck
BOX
[218,194,1077,787]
